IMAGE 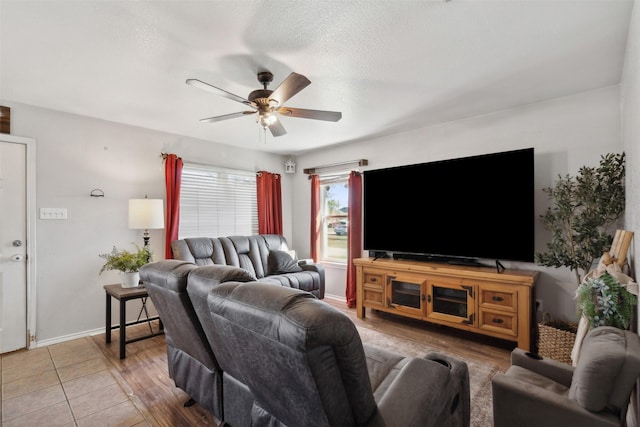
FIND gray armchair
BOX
[139,260,256,425]
[139,260,222,418]
[206,281,470,427]
[492,326,640,427]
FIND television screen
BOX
[363,148,535,263]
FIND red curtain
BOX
[164,153,183,259]
[310,175,320,262]
[346,171,362,308]
[257,171,283,235]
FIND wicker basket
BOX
[537,313,578,365]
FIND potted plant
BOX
[535,152,625,284]
[99,244,151,288]
[576,271,636,329]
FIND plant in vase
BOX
[576,271,636,330]
[99,244,152,288]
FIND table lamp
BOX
[128,196,165,249]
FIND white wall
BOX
[621,1,639,332]
[292,86,623,321]
[3,101,289,344]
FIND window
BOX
[179,164,258,238]
[320,177,349,262]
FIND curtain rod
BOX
[303,159,368,175]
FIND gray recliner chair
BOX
[139,260,222,418]
[206,281,470,427]
[139,260,256,425]
[492,326,640,427]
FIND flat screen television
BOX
[363,148,535,264]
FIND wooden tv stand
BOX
[354,257,538,351]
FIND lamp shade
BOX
[128,198,164,229]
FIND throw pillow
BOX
[268,250,302,275]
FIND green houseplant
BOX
[576,271,636,329]
[99,244,151,288]
[535,152,625,284]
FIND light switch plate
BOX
[40,208,68,220]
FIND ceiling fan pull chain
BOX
[258,125,267,145]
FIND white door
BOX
[0,139,28,353]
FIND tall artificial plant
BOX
[536,152,625,284]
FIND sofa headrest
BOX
[228,235,251,254]
[569,326,640,413]
[171,237,234,265]
[262,234,290,251]
[139,260,199,292]
[208,283,330,351]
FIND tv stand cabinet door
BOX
[386,273,426,317]
[425,279,476,326]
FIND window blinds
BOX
[179,164,258,239]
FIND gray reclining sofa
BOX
[171,234,324,298]
[140,259,471,426]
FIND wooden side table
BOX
[104,283,164,359]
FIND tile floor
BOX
[1,338,150,427]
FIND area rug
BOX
[356,325,501,427]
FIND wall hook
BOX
[90,189,105,197]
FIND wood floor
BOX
[83,297,515,426]
[89,325,218,427]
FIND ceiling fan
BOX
[186,71,342,137]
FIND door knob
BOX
[12,240,22,247]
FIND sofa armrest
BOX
[372,357,451,427]
[510,348,574,387]
[298,262,325,299]
[492,373,619,427]
[298,262,324,274]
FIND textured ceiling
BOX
[0,0,634,155]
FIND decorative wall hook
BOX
[90,189,105,197]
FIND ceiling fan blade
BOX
[269,117,287,137]
[200,111,255,123]
[186,79,253,106]
[277,107,342,122]
[269,72,311,105]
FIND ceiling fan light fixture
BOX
[258,112,277,128]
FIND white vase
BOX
[121,271,140,288]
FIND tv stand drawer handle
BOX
[492,318,504,324]
[492,296,504,302]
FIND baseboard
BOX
[324,293,347,303]
[35,327,104,348]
